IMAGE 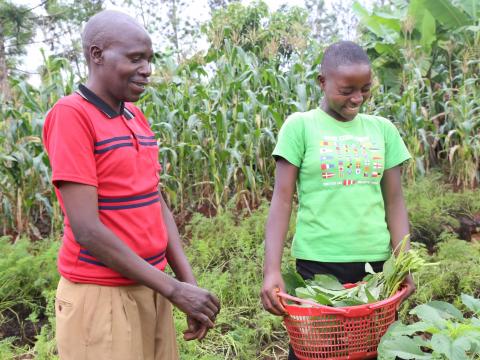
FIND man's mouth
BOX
[131,81,148,89]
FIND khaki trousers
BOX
[55,277,179,360]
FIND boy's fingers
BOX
[262,290,286,316]
[269,291,286,315]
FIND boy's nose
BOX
[350,95,363,105]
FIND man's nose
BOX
[139,60,152,77]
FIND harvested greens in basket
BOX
[283,235,434,307]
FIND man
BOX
[43,10,220,360]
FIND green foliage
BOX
[0,0,478,237]
[0,1,35,59]
[405,174,480,249]
[285,236,432,306]
[138,38,322,212]
[0,237,59,314]
[400,238,480,320]
[379,295,480,359]
[357,0,480,186]
[174,204,288,359]
[205,0,311,62]
[33,289,58,360]
[0,237,59,358]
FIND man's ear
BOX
[89,45,103,65]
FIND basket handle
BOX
[276,291,348,314]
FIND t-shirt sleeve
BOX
[383,119,411,170]
[272,114,305,167]
[43,104,98,188]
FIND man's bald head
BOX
[82,10,147,66]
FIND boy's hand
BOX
[169,282,220,329]
[261,270,287,316]
[400,274,416,303]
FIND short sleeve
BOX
[272,113,305,167]
[43,104,98,187]
[383,120,411,170]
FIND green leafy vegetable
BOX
[282,235,435,307]
[378,295,480,360]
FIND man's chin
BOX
[125,93,142,103]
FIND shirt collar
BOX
[76,84,134,120]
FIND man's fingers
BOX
[209,293,220,308]
[197,325,208,341]
[183,331,197,341]
[206,299,220,316]
[184,323,209,341]
[196,313,215,328]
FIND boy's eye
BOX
[362,87,371,93]
[131,56,142,63]
[340,90,353,95]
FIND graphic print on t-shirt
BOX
[319,134,384,187]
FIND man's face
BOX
[99,26,153,104]
[318,64,372,122]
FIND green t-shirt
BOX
[273,108,411,262]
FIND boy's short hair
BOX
[320,41,371,74]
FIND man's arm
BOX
[58,181,219,329]
[160,194,196,285]
[381,165,415,300]
[159,193,213,340]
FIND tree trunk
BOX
[0,21,11,101]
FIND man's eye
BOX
[131,57,142,63]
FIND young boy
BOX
[260,41,414,360]
[43,10,220,360]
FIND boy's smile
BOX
[318,63,372,122]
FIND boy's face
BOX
[318,63,372,122]
[95,26,154,105]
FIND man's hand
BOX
[183,316,209,341]
[261,270,287,316]
[169,282,220,330]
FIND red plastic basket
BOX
[277,285,407,360]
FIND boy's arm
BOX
[381,165,415,300]
[261,158,298,316]
[58,182,219,330]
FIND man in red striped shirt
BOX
[43,10,219,360]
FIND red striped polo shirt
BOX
[43,84,168,286]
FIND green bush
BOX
[405,174,480,250]
[0,236,59,359]
[400,237,480,320]
[174,203,291,359]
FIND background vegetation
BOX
[0,0,478,359]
